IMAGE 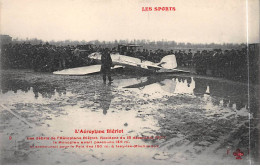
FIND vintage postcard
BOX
[0,0,259,165]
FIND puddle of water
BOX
[0,73,254,113]
[0,71,259,164]
[114,76,253,113]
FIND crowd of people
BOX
[1,43,96,72]
[1,42,258,82]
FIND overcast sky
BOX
[0,0,259,43]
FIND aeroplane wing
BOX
[53,64,123,75]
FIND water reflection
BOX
[122,75,256,113]
[193,78,249,111]
[98,85,113,115]
[158,79,176,93]
[177,76,192,87]
[0,74,257,115]
[0,78,66,99]
[193,78,208,97]
[1,79,31,94]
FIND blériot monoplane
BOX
[53,44,189,75]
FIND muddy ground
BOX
[0,69,259,165]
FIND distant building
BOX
[0,35,12,45]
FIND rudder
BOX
[158,55,177,69]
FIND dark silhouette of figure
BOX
[101,48,113,83]
[186,77,192,87]
[193,78,207,97]
[99,85,113,115]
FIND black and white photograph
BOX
[0,0,259,165]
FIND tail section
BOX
[158,55,177,69]
[88,52,102,60]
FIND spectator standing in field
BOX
[101,48,113,84]
[187,49,193,67]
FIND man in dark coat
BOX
[101,48,113,83]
